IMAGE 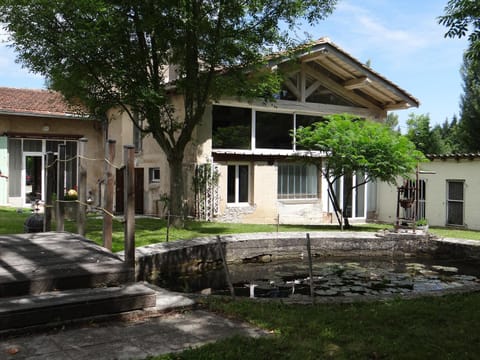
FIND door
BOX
[447,180,464,226]
[115,167,144,214]
[24,153,43,205]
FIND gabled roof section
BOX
[275,37,420,111]
[0,87,89,119]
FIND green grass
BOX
[152,294,480,360]
[2,206,480,251]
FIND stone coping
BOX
[126,231,480,303]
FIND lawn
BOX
[2,206,480,359]
[152,293,480,359]
[2,206,479,253]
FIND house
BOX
[105,38,419,224]
[376,154,480,230]
[0,38,419,225]
[0,87,103,208]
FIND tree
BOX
[458,53,480,152]
[434,115,464,153]
[0,0,338,223]
[405,113,446,155]
[439,0,480,60]
[295,114,425,228]
[385,112,400,132]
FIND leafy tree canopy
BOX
[405,113,446,155]
[439,0,480,60]
[0,0,337,220]
[295,114,425,228]
[296,114,426,185]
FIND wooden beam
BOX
[343,76,371,90]
[305,80,322,99]
[284,78,301,100]
[303,64,384,113]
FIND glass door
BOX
[23,153,43,205]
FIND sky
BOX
[0,0,470,132]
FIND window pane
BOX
[8,139,21,197]
[277,163,317,199]
[256,111,293,149]
[295,115,325,150]
[355,174,365,217]
[447,201,463,225]
[65,141,77,190]
[238,165,249,202]
[23,140,42,152]
[212,106,251,149]
[448,181,463,200]
[46,140,63,153]
[227,165,235,203]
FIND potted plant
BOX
[399,198,414,209]
[416,218,428,231]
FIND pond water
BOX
[157,256,480,299]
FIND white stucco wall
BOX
[376,158,480,230]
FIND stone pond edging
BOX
[128,231,480,283]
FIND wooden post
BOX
[216,235,235,299]
[306,233,315,304]
[56,144,66,232]
[44,151,55,232]
[103,139,116,250]
[124,145,135,270]
[77,138,88,236]
[166,212,170,242]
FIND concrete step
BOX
[0,283,156,331]
[0,262,134,297]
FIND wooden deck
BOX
[0,232,160,332]
[0,232,133,297]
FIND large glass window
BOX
[227,165,249,203]
[295,114,325,150]
[277,163,317,199]
[8,139,21,197]
[255,111,292,149]
[332,173,367,219]
[212,106,251,149]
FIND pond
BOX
[156,256,480,299]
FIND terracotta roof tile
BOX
[0,87,88,117]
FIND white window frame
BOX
[227,164,250,205]
[149,167,160,183]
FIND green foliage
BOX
[295,114,425,227]
[459,53,480,152]
[439,0,480,61]
[385,112,400,132]
[0,0,338,220]
[405,113,447,154]
[296,114,425,185]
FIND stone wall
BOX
[132,231,442,282]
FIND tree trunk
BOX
[168,154,185,227]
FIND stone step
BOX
[0,283,156,331]
[0,262,134,297]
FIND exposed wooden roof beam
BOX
[284,78,301,99]
[305,80,322,99]
[303,64,384,113]
[343,76,372,90]
[385,101,411,110]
